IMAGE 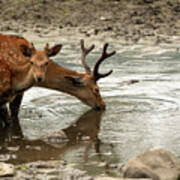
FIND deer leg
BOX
[0,105,10,127]
[9,93,24,121]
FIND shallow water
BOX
[0,39,180,177]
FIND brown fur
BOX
[0,34,62,125]
[0,34,30,65]
[0,59,11,97]
[0,34,106,112]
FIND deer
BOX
[4,37,116,124]
[0,34,62,126]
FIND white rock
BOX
[122,148,180,180]
[0,162,15,177]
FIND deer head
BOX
[20,43,62,83]
[64,40,116,110]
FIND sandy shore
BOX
[0,0,179,45]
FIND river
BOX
[0,37,180,177]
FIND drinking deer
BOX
[0,34,62,126]
[37,40,116,109]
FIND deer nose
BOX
[95,103,106,111]
[36,76,43,83]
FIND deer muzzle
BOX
[95,101,106,111]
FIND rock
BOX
[104,26,113,31]
[61,166,92,180]
[0,162,15,177]
[174,5,180,13]
[135,19,144,25]
[122,148,180,180]
[100,16,106,21]
[95,178,151,180]
[14,160,92,180]
[143,0,153,3]
[85,28,100,37]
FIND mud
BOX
[0,0,179,45]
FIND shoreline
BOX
[0,0,179,46]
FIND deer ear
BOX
[47,44,62,57]
[64,76,85,87]
[20,44,33,57]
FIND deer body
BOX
[0,34,62,126]
[0,59,32,104]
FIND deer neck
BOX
[37,61,84,95]
[11,62,35,92]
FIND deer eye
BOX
[94,88,99,93]
[45,62,49,66]
[30,61,34,65]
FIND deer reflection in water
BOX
[0,109,106,164]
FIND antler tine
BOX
[45,43,49,49]
[30,42,36,54]
[44,43,49,52]
[80,39,95,74]
[30,42,35,49]
[93,43,116,81]
[31,42,34,47]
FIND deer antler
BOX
[80,39,95,74]
[93,43,116,81]
[44,43,49,51]
[44,43,50,55]
[30,42,36,55]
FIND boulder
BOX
[95,178,151,180]
[0,162,15,177]
[122,148,180,180]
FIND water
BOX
[0,39,180,177]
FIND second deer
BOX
[0,34,62,126]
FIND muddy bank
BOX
[2,161,92,180]
[0,0,179,45]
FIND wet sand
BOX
[0,0,179,45]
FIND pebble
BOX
[0,162,15,177]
